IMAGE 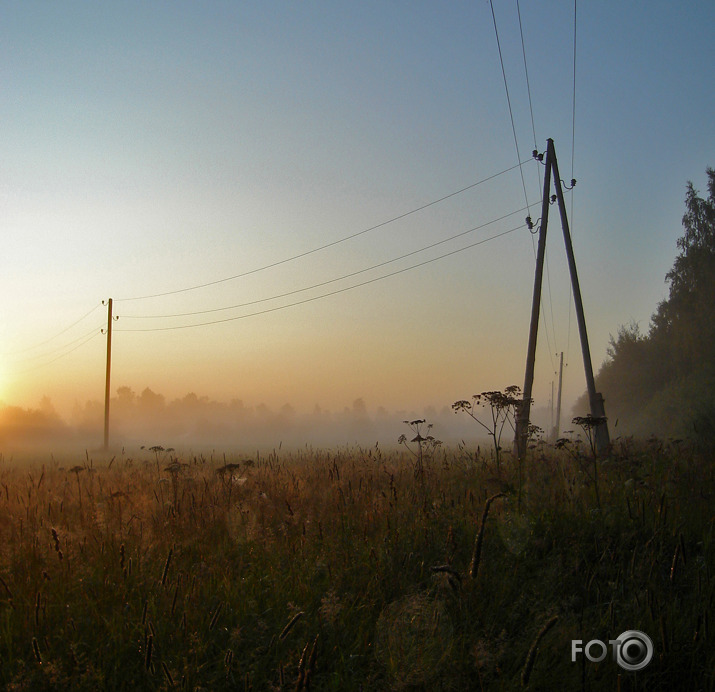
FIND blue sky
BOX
[2,1,713,428]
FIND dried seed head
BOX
[209,601,224,631]
[279,611,304,640]
[32,637,42,663]
[145,635,153,670]
[521,616,558,687]
[160,548,173,586]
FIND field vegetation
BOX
[0,434,712,690]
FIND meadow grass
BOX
[0,439,712,690]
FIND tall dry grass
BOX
[0,439,711,690]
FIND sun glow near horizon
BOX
[1,2,712,447]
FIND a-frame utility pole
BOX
[515,139,609,458]
[103,298,113,451]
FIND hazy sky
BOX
[2,1,713,424]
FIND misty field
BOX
[0,440,712,691]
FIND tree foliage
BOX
[577,168,715,438]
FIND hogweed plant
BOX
[452,385,525,474]
[517,423,545,512]
[398,419,442,479]
[556,415,609,512]
[572,415,608,512]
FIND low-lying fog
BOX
[0,386,562,456]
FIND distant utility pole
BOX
[103,298,114,451]
[552,351,564,442]
[515,139,609,458]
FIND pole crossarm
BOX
[515,139,609,458]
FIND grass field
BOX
[0,438,712,690]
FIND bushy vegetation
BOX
[0,440,712,690]
[577,167,715,439]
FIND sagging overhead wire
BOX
[120,203,539,320]
[566,0,579,368]
[13,327,104,375]
[498,0,558,374]
[5,303,103,355]
[516,0,537,150]
[12,325,104,363]
[115,160,532,302]
[571,0,578,184]
[116,223,525,332]
[488,0,529,211]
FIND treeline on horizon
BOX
[576,166,715,442]
[0,390,496,452]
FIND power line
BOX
[120,204,537,320]
[488,0,530,210]
[543,252,559,370]
[8,324,104,364]
[539,240,558,374]
[116,224,524,332]
[566,0,578,367]
[13,327,104,375]
[516,0,548,219]
[571,0,578,182]
[499,0,558,374]
[5,303,102,355]
[116,161,529,302]
[516,0,537,149]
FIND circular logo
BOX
[614,630,653,671]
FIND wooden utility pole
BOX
[515,141,552,456]
[515,139,609,457]
[103,298,113,451]
[550,141,609,454]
